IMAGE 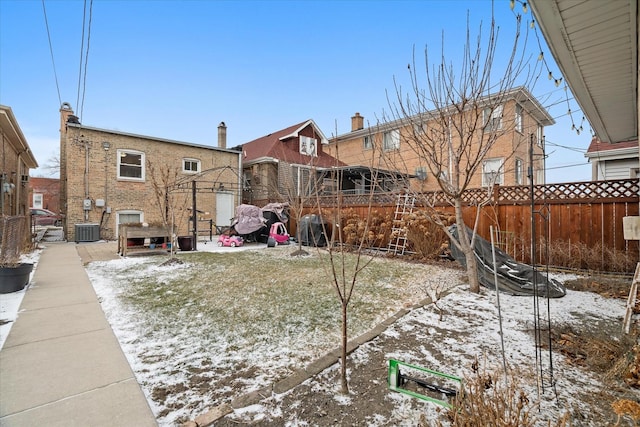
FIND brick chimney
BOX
[218,121,227,149]
[351,112,364,131]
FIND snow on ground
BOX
[2,241,632,426]
[0,249,41,350]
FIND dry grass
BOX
[541,239,637,274]
[435,362,570,427]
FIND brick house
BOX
[0,105,38,218]
[238,119,409,205]
[29,177,60,213]
[585,138,639,180]
[238,119,342,205]
[59,103,242,242]
[326,87,554,192]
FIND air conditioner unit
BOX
[75,223,100,242]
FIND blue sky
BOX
[1,0,591,182]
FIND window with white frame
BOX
[363,135,373,150]
[117,150,145,180]
[483,105,503,132]
[515,104,523,133]
[299,136,317,157]
[536,125,544,147]
[183,158,201,174]
[482,158,504,186]
[515,158,524,185]
[383,129,400,151]
[32,193,43,209]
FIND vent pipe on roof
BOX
[218,121,227,149]
[351,112,364,131]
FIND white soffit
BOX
[530,0,637,143]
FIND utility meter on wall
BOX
[83,199,92,211]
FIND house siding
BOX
[60,115,241,242]
[597,158,639,180]
[0,106,37,221]
[29,177,60,212]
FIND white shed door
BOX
[216,192,235,227]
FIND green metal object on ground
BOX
[388,359,462,408]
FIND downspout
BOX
[237,152,242,209]
[84,140,90,222]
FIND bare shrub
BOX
[543,239,636,273]
[322,208,393,249]
[438,362,570,427]
[402,210,453,259]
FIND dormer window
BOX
[300,136,317,157]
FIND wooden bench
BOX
[118,225,171,257]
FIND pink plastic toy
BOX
[217,234,244,247]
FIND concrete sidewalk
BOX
[0,242,157,427]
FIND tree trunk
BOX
[454,199,480,293]
[340,302,349,394]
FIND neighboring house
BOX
[59,103,242,242]
[238,119,412,205]
[585,138,639,181]
[326,87,554,192]
[238,119,343,205]
[0,105,38,219]
[29,177,60,213]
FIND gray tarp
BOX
[449,224,566,298]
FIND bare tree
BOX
[147,160,190,257]
[311,127,384,394]
[385,9,540,292]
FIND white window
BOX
[515,158,524,185]
[515,104,523,133]
[117,150,145,181]
[299,136,317,157]
[383,129,400,151]
[483,105,503,132]
[32,193,43,209]
[482,158,504,186]
[536,125,544,147]
[183,158,201,174]
[363,135,373,150]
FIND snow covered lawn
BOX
[85,245,461,425]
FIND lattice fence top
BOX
[315,178,639,207]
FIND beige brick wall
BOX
[61,125,240,242]
[326,98,546,192]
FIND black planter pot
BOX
[0,263,34,294]
[177,236,194,251]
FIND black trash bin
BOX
[177,236,194,251]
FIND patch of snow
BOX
[0,249,41,350]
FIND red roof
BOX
[586,137,638,153]
[241,120,345,168]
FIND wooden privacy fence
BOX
[297,179,640,272]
